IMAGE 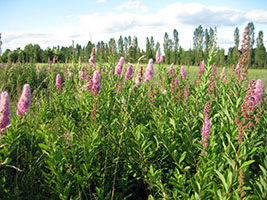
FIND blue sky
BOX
[1,0,267,52]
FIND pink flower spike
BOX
[81,71,85,80]
[251,79,263,105]
[16,84,31,116]
[56,74,61,90]
[201,117,211,146]
[223,76,227,84]
[159,55,163,63]
[235,64,241,73]
[144,59,154,82]
[124,64,133,81]
[180,66,187,79]
[89,47,96,67]
[200,61,205,74]
[168,63,174,74]
[91,70,101,96]
[0,91,10,133]
[115,57,124,75]
[175,77,179,86]
[184,87,189,102]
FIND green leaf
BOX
[190,179,199,193]
[170,118,176,129]
[179,152,187,164]
[240,160,255,169]
[217,189,224,200]
[195,192,201,200]
[39,143,49,152]
[214,169,228,192]
[148,194,155,200]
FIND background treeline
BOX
[1,22,266,68]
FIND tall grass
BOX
[0,49,266,200]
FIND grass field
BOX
[143,63,267,84]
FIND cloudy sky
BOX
[1,0,267,53]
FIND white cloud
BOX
[2,2,267,52]
[246,10,267,24]
[97,0,105,3]
[115,1,148,13]
[158,2,246,26]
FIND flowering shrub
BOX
[0,30,266,199]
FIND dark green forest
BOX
[1,22,266,68]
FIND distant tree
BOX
[9,49,21,63]
[145,37,155,61]
[24,44,34,62]
[85,41,94,62]
[124,37,128,51]
[172,29,179,64]
[247,22,255,48]
[1,49,10,62]
[256,30,264,46]
[96,41,106,63]
[193,25,204,50]
[150,36,155,58]
[146,37,151,60]
[128,36,139,63]
[124,36,129,60]
[163,32,172,64]
[255,30,266,68]
[118,36,124,56]
[234,27,240,48]
[215,48,225,66]
[128,36,132,48]
[227,47,234,65]
[231,27,240,65]
[133,36,139,61]
[204,27,216,60]
[42,47,53,63]
[193,25,204,65]
[177,46,183,65]
[204,28,210,58]
[155,41,160,53]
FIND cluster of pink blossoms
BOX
[115,57,125,75]
[1,84,32,133]
[0,92,10,134]
[155,51,163,63]
[168,63,175,74]
[175,77,179,86]
[251,79,263,105]
[184,87,189,102]
[124,64,133,81]
[200,61,205,74]
[56,74,61,90]
[144,59,154,82]
[207,65,218,98]
[180,66,186,79]
[201,102,211,147]
[236,79,262,142]
[89,47,96,67]
[16,84,31,116]
[91,71,101,96]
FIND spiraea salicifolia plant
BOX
[0,91,10,134]
[0,26,266,200]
